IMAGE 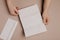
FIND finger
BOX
[11,13,18,16]
[16,7,20,10]
[10,11,18,16]
[46,18,48,25]
[42,17,45,24]
[43,17,47,25]
[16,7,20,15]
[45,17,49,25]
[47,17,49,24]
[44,18,47,25]
[14,8,18,15]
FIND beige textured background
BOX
[0,0,60,40]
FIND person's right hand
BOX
[6,0,19,16]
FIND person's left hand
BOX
[42,11,49,25]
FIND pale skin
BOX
[6,0,51,25]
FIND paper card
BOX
[0,18,18,40]
[18,4,47,37]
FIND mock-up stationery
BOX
[0,18,18,40]
[18,4,47,37]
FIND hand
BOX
[8,5,19,16]
[42,11,49,25]
[6,0,19,16]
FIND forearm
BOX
[6,0,12,5]
[43,0,51,13]
[6,0,14,9]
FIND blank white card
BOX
[0,18,18,40]
[18,4,47,37]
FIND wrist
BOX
[6,0,14,8]
[6,0,12,5]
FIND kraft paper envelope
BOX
[18,4,47,37]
